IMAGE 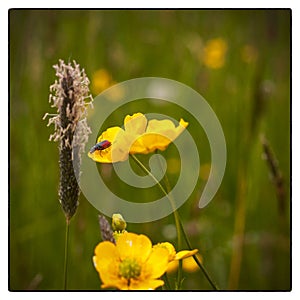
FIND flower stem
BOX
[130,154,168,199]
[131,154,182,289]
[153,154,183,289]
[130,154,219,290]
[63,219,70,290]
[162,273,171,290]
[178,219,219,290]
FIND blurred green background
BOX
[10,10,290,290]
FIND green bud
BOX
[112,213,127,231]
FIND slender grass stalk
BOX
[130,154,219,290]
[261,134,286,220]
[63,220,70,290]
[228,170,246,290]
[45,60,93,290]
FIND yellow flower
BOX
[166,253,203,273]
[91,68,115,95]
[202,38,228,69]
[93,232,170,290]
[182,254,203,273]
[154,242,198,261]
[88,112,188,163]
[153,242,198,273]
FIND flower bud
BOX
[112,213,127,231]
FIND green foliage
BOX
[10,9,290,290]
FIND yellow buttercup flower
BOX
[130,118,188,154]
[91,68,115,95]
[93,232,169,290]
[166,253,203,274]
[88,112,188,163]
[153,242,198,261]
[153,242,198,274]
[202,38,228,69]
[182,254,203,273]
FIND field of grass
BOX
[9,9,290,290]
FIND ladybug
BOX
[89,139,112,155]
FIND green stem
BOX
[130,154,168,199]
[154,153,183,289]
[63,219,70,290]
[162,273,171,290]
[178,219,219,290]
[131,154,183,289]
[130,154,219,290]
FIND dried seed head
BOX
[98,215,115,244]
[45,59,93,221]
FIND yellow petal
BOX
[88,127,129,163]
[93,241,119,271]
[124,113,147,135]
[153,242,176,261]
[88,150,115,163]
[167,251,202,274]
[117,232,152,263]
[129,278,165,290]
[140,133,172,153]
[166,260,178,274]
[93,241,123,288]
[96,126,123,142]
[101,277,129,290]
[146,119,174,131]
[129,118,189,154]
[174,249,198,260]
[142,247,169,279]
[182,254,203,273]
[129,135,149,154]
[179,118,189,128]
[147,118,188,138]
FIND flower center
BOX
[119,258,141,280]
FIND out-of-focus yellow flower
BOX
[182,254,203,273]
[91,68,115,95]
[93,232,169,290]
[167,253,203,274]
[153,242,198,261]
[202,38,228,69]
[166,260,179,274]
[153,242,198,273]
[88,112,188,163]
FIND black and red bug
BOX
[89,139,112,155]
